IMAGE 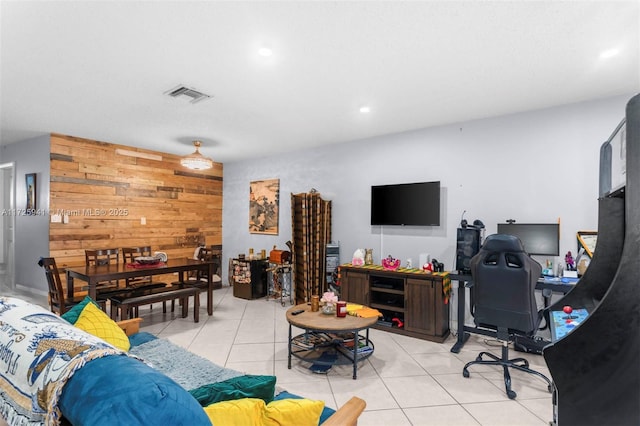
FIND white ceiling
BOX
[1,1,639,163]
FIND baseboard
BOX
[14,283,48,297]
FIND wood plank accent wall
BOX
[49,133,223,294]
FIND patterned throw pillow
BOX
[61,296,101,324]
[67,299,130,351]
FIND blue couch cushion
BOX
[59,354,210,426]
[128,331,158,347]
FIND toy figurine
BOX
[382,255,400,271]
[352,248,365,266]
[565,251,575,270]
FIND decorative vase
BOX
[322,303,336,315]
[364,249,373,265]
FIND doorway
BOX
[0,162,16,290]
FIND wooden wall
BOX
[48,134,223,293]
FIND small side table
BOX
[286,304,377,379]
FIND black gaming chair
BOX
[462,234,553,399]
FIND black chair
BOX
[172,246,222,291]
[462,234,553,399]
[38,257,106,314]
[85,248,122,293]
[117,246,171,318]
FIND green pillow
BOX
[61,296,101,324]
[189,375,276,407]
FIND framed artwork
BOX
[249,178,279,235]
[577,231,598,258]
[25,173,37,211]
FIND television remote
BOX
[291,309,305,315]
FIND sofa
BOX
[0,297,365,425]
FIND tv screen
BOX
[496,223,560,256]
[371,181,440,226]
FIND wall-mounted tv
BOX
[496,223,560,256]
[371,181,440,226]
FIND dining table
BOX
[65,257,216,316]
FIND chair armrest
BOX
[322,396,366,426]
[116,317,143,336]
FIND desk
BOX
[449,273,576,353]
[66,258,216,316]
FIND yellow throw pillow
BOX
[203,397,324,426]
[74,301,130,351]
[204,398,264,426]
[263,398,324,426]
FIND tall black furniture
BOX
[461,234,553,399]
[543,94,640,425]
[232,258,268,300]
[455,227,481,274]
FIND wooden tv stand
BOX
[339,264,449,343]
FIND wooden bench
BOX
[110,287,200,322]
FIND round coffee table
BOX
[286,303,377,379]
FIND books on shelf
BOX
[291,332,373,361]
[337,340,373,360]
[291,333,330,350]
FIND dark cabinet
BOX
[342,269,369,305]
[405,278,436,335]
[340,266,449,343]
[232,258,268,300]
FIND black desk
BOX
[449,273,576,353]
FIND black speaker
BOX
[456,228,480,274]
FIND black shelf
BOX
[289,332,374,366]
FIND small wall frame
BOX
[25,173,37,211]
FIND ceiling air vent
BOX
[165,85,211,104]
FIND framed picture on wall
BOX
[25,173,37,211]
[577,231,598,258]
[249,178,279,235]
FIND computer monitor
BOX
[496,223,560,256]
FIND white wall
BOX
[222,94,633,283]
[1,135,51,292]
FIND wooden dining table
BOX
[65,257,216,316]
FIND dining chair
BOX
[38,257,105,314]
[175,246,222,293]
[121,246,161,288]
[118,246,171,318]
[84,248,131,298]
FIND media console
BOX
[339,264,449,343]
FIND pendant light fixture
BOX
[180,140,213,170]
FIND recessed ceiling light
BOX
[600,48,620,59]
[259,47,273,57]
[359,106,371,113]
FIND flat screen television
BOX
[371,181,440,226]
[496,223,560,256]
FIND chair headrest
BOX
[481,234,525,253]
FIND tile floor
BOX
[2,284,555,426]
